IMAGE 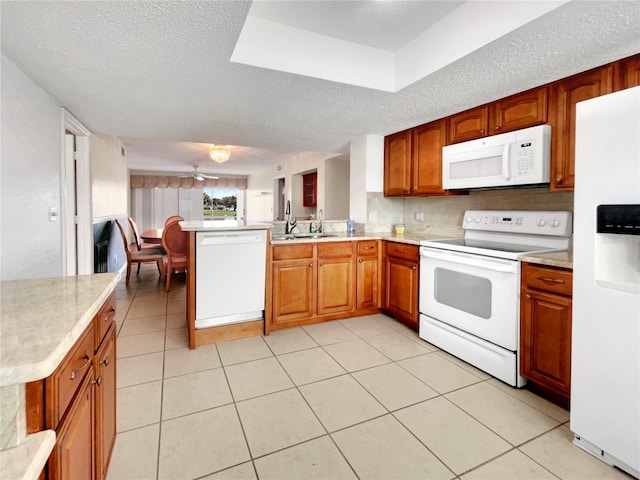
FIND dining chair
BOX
[128,217,164,251]
[161,219,188,292]
[164,215,184,226]
[115,219,164,286]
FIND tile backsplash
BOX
[367,188,574,237]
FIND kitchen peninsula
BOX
[179,220,270,349]
[0,273,119,480]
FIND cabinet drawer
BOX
[318,242,353,258]
[50,323,95,428]
[95,292,116,349]
[273,244,313,261]
[522,263,572,296]
[385,242,419,262]
[357,240,378,256]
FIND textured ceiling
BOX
[1,1,639,176]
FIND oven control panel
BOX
[463,210,572,236]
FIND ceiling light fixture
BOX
[209,144,231,163]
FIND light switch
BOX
[49,207,58,221]
[415,211,424,222]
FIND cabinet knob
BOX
[555,176,563,184]
[494,125,500,130]
[480,129,486,134]
[412,266,417,270]
[319,262,324,266]
[308,263,313,267]
[358,259,363,263]
[100,357,109,367]
[92,377,102,386]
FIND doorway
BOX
[274,177,285,220]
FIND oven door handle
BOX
[420,247,517,273]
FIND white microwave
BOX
[442,125,551,190]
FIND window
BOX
[203,188,238,219]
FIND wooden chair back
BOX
[114,219,133,261]
[161,220,188,258]
[165,215,184,226]
[127,217,142,250]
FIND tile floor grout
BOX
[107,265,628,480]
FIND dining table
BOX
[140,228,163,245]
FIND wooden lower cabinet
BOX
[272,259,315,324]
[520,262,572,403]
[95,325,116,480]
[383,242,419,330]
[317,256,354,315]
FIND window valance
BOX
[130,175,247,190]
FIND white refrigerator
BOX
[571,86,640,478]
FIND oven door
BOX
[419,246,520,351]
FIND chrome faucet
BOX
[317,209,324,233]
[285,200,297,234]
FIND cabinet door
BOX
[95,325,116,480]
[356,256,379,310]
[272,260,315,324]
[614,53,640,91]
[49,371,95,480]
[490,86,548,133]
[384,257,419,329]
[550,65,613,190]
[384,130,412,196]
[302,172,317,207]
[446,105,489,144]
[521,289,572,397]
[317,257,354,315]
[412,120,447,195]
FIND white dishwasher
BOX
[195,229,267,329]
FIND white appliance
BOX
[571,86,640,478]
[443,125,551,190]
[195,229,267,329]
[419,210,572,387]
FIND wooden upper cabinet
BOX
[490,86,548,133]
[384,130,412,196]
[447,105,489,144]
[614,53,640,91]
[550,65,613,190]
[302,172,317,207]
[412,120,447,195]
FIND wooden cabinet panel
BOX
[272,260,315,324]
[384,130,412,196]
[412,120,447,195]
[384,257,419,329]
[521,289,572,397]
[356,256,379,310]
[614,53,640,91]
[317,241,353,258]
[302,172,317,207]
[521,263,572,296]
[490,87,548,133]
[49,370,95,480]
[95,292,116,348]
[357,240,378,256]
[272,244,313,261]
[95,325,116,480]
[317,257,354,315]
[550,65,613,190]
[446,106,489,144]
[385,241,419,262]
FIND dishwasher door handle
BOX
[198,234,265,246]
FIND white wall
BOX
[246,162,279,222]
[91,134,129,218]
[349,134,384,224]
[324,156,350,220]
[1,54,64,280]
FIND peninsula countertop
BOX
[0,273,120,386]
[179,220,271,232]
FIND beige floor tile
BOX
[487,378,570,423]
[434,350,492,380]
[278,347,346,385]
[254,436,357,480]
[461,449,556,479]
[106,423,159,480]
[365,332,432,360]
[323,339,391,372]
[117,331,166,358]
[302,321,357,345]
[446,383,559,446]
[338,316,394,338]
[352,363,438,411]
[164,343,221,378]
[164,327,188,350]
[398,353,483,393]
[116,351,164,388]
[126,302,167,319]
[262,327,318,355]
[167,299,186,314]
[118,314,166,337]
[217,336,273,366]
[130,294,164,308]
[158,405,250,479]
[225,357,294,401]
[236,389,325,458]
[116,381,162,432]
[201,462,257,479]
[395,397,512,474]
[162,368,233,420]
[332,414,453,480]
[166,311,186,330]
[300,375,386,432]
[519,425,630,479]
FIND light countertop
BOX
[0,273,120,386]
[179,220,271,232]
[270,232,457,245]
[519,250,573,269]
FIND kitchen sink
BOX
[271,233,337,241]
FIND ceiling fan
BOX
[177,165,218,181]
